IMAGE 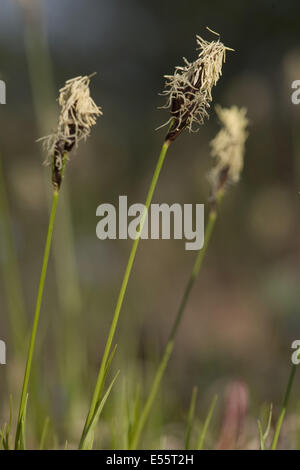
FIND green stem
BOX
[15,156,67,449]
[129,204,219,450]
[79,140,170,449]
[271,364,297,450]
[23,6,84,432]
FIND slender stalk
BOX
[22,6,85,413]
[271,364,297,450]
[23,0,82,316]
[79,140,170,448]
[129,202,220,450]
[15,155,67,449]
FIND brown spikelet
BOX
[159,30,232,142]
[39,75,102,190]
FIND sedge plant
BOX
[129,105,249,449]
[20,1,88,433]
[79,29,232,449]
[14,75,102,449]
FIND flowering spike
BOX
[39,75,102,190]
[160,31,232,142]
[209,105,249,201]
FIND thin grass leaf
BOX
[39,416,50,450]
[6,396,13,447]
[128,384,141,446]
[263,404,273,442]
[121,379,129,450]
[126,384,141,449]
[0,429,4,450]
[104,344,118,385]
[19,394,29,450]
[258,420,264,450]
[0,426,9,450]
[79,344,118,450]
[0,396,14,450]
[110,419,118,450]
[257,404,273,450]
[197,394,218,450]
[124,381,131,447]
[80,370,120,450]
[185,386,198,450]
[125,381,142,446]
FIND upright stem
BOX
[79,140,170,448]
[15,156,67,449]
[129,205,219,450]
[22,5,84,431]
[15,191,58,448]
[271,364,297,450]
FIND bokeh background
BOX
[0,0,300,449]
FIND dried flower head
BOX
[40,74,102,190]
[160,29,233,142]
[209,105,249,199]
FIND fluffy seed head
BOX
[160,30,232,142]
[39,75,102,190]
[209,105,249,197]
[40,75,102,164]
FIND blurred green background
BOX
[0,0,300,449]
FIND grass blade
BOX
[197,394,218,450]
[185,387,198,450]
[39,416,50,450]
[257,403,272,450]
[79,370,120,450]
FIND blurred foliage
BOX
[0,0,300,448]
